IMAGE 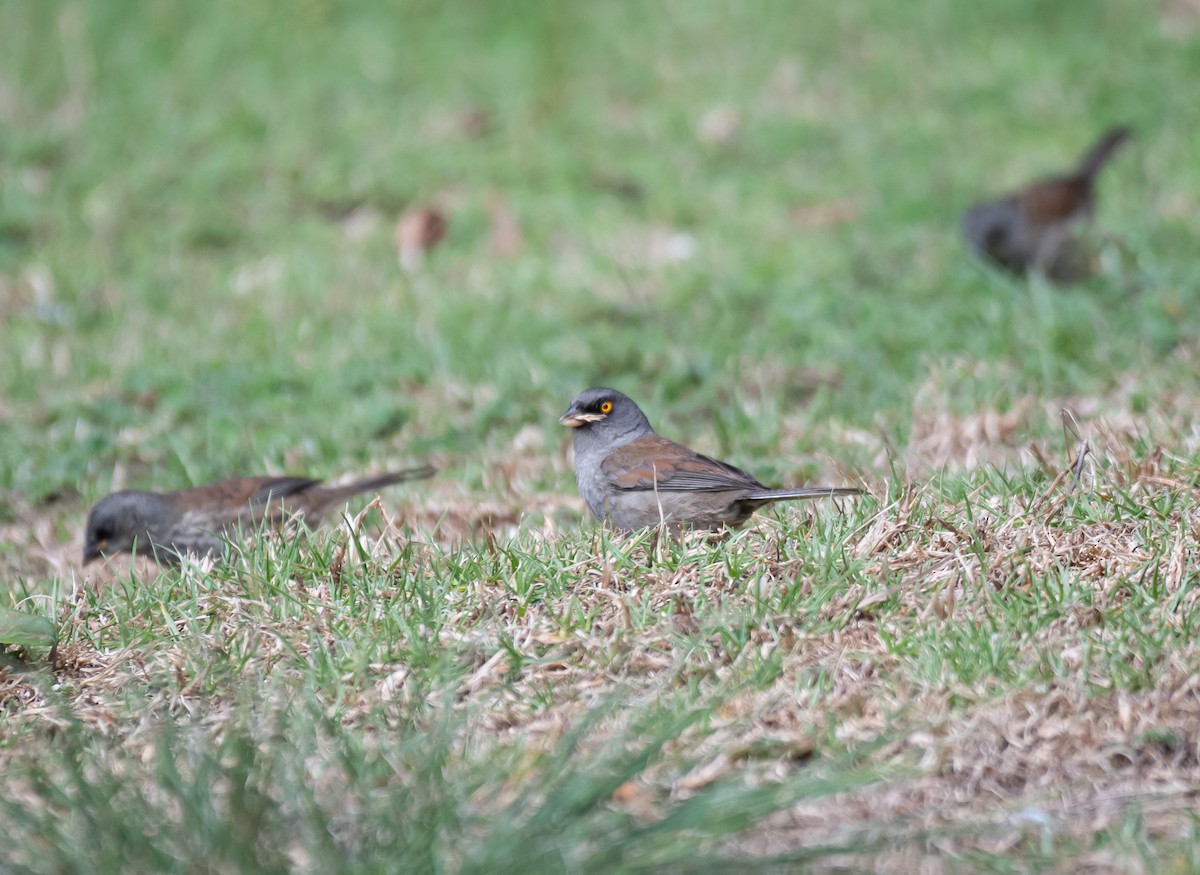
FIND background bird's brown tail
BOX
[325,466,437,501]
[745,486,862,502]
[1076,126,1132,181]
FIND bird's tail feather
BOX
[745,486,862,502]
[1076,126,1132,180]
[329,466,437,500]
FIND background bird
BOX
[560,388,860,532]
[961,126,1132,282]
[83,467,435,564]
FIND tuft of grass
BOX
[1,688,889,874]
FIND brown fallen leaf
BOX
[790,197,863,229]
[459,106,493,139]
[611,780,660,820]
[394,205,448,271]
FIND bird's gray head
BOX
[559,388,653,452]
[83,491,170,563]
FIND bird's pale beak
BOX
[560,409,606,428]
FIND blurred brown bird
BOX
[962,126,1132,282]
[83,467,435,565]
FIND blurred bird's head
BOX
[82,491,168,563]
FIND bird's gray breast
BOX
[571,426,639,524]
[572,438,614,522]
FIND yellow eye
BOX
[600,401,613,414]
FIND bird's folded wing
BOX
[179,477,322,510]
[601,436,764,493]
[1018,179,1084,223]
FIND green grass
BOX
[3,0,1200,870]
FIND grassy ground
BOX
[3,0,1200,870]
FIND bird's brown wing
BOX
[1017,177,1090,225]
[156,478,325,556]
[174,477,322,519]
[600,435,766,494]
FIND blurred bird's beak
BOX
[560,409,605,428]
[82,541,106,564]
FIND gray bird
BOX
[962,126,1132,283]
[83,467,435,565]
[559,388,860,531]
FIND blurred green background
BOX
[1,0,1197,510]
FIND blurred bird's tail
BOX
[745,485,862,502]
[1076,126,1132,181]
[332,466,437,500]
